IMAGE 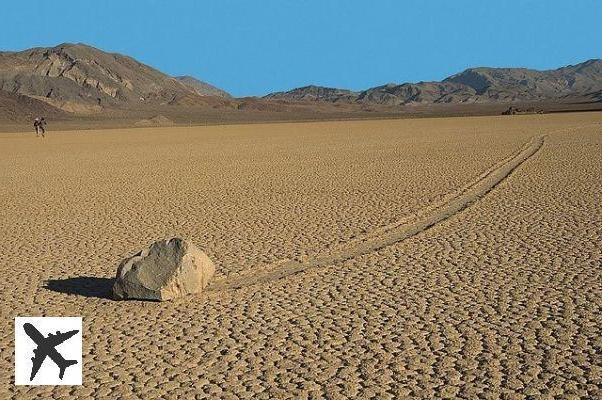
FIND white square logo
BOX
[15,317,82,385]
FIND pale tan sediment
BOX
[1,113,601,399]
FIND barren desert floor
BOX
[1,113,601,399]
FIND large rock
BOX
[113,238,215,301]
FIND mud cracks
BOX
[212,135,545,291]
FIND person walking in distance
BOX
[33,117,47,138]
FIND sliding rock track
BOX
[211,135,545,291]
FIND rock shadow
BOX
[44,277,115,300]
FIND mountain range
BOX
[265,59,602,105]
[0,42,599,122]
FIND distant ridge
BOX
[265,85,358,102]
[265,59,602,105]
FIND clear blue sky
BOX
[2,1,600,97]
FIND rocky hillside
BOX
[0,90,64,122]
[0,43,231,112]
[175,76,231,98]
[265,59,602,105]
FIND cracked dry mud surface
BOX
[1,113,601,399]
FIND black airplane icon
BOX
[23,323,79,381]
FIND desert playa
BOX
[1,111,600,398]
